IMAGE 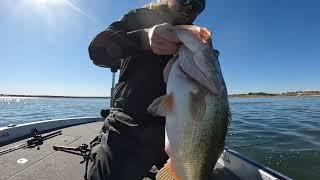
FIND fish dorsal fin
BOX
[164,55,178,83]
[156,160,180,180]
[147,94,174,117]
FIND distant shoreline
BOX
[229,94,320,98]
[229,91,320,98]
[1,91,319,99]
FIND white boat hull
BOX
[0,117,102,145]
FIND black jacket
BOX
[88,7,176,123]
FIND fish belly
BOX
[165,61,229,180]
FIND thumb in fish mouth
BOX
[169,25,219,94]
[173,25,213,45]
[198,26,212,44]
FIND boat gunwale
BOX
[224,148,292,180]
[1,117,292,180]
[0,117,102,146]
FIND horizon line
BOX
[1,90,319,98]
[0,94,110,99]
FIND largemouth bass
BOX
[148,25,230,180]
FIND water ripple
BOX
[0,97,108,127]
[227,97,320,179]
[1,96,319,179]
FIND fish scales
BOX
[148,25,230,180]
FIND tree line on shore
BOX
[230,90,320,97]
[1,90,319,98]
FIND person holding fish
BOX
[87,0,229,180]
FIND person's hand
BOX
[147,23,181,55]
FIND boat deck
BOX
[0,122,238,180]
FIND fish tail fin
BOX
[156,160,180,180]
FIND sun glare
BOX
[31,0,66,8]
[21,0,99,25]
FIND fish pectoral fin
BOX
[156,160,180,180]
[148,94,174,117]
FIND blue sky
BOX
[0,0,319,96]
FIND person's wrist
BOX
[141,28,151,50]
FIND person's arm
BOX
[88,10,150,67]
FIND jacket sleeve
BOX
[88,9,149,68]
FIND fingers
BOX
[155,23,180,43]
[159,30,180,43]
[151,41,179,55]
[148,23,187,55]
[149,23,214,55]
[152,42,179,55]
[154,34,179,47]
[172,25,195,31]
[150,25,180,55]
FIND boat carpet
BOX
[0,122,238,180]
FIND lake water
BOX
[0,96,319,179]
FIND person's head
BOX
[168,0,205,24]
[147,0,206,25]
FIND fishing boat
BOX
[0,116,292,180]
[0,70,292,180]
[0,72,296,179]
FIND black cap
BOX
[198,0,206,12]
[178,0,206,13]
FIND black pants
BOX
[86,115,168,180]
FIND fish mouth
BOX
[173,25,219,95]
